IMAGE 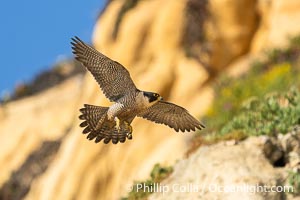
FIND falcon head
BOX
[143,92,163,103]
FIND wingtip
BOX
[200,123,206,129]
[71,37,77,43]
[73,36,84,43]
[70,36,84,44]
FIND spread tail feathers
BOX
[79,104,132,144]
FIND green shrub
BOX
[287,170,300,195]
[196,35,300,144]
[205,62,300,132]
[219,87,300,137]
[204,35,300,134]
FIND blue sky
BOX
[0,0,106,96]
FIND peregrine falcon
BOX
[71,36,205,144]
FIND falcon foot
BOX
[127,132,133,140]
[124,121,133,140]
[114,117,121,132]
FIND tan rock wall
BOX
[206,0,258,70]
[252,0,300,52]
[0,0,300,199]
[25,0,211,199]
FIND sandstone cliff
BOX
[1,0,300,200]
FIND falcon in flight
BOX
[71,36,205,144]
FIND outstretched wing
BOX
[71,36,138,102]
[138,101,205,132]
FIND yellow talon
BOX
[127,124,133,133]
[114,117,121,132]
[124,121,132,132]
[124,121,133,139]
[127,132,132,140]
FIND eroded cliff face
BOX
[1,0,300,199]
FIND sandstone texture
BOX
[1,0,300,199]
